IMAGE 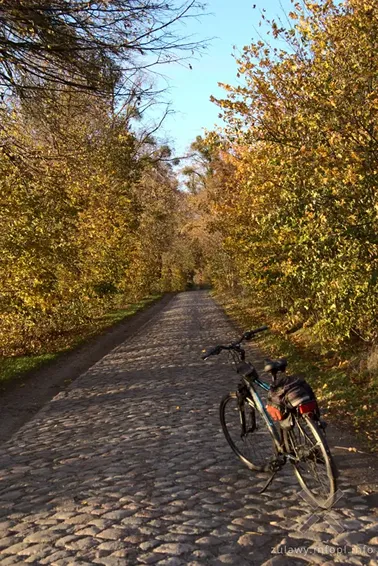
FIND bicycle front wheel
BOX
[220,392,275,472]
[284,414,337,509]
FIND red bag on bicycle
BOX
[267,374,319,420]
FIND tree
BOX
[0,0,206,98]
[205,0,378,345]
[0,86,185,354]
[0,0,208,356]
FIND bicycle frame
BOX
[242,376,281,448]
[241,375,302,463]
[244,376,316,467]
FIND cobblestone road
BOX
[0,292,377,565]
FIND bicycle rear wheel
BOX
[284,414,337,509]
[220,392,275,472]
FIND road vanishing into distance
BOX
[0,292,377,565]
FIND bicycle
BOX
[202,326,338,509]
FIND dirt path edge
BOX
[0,293,175,445]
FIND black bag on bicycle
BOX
[266,374,319,421]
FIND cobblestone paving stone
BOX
[0,291,377,565]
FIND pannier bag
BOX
[266,375,319,421]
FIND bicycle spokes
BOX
[220,393,275,472]
[287,416,336,508]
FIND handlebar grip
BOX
[201,345,222,360]
[244,326,268,341]
[254,325,268,333]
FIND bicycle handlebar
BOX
[201,326,268,360]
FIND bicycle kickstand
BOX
[259,457,285,494]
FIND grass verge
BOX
[0,294,161,389]
[214,292,378,452]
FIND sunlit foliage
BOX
[198,0,378,345]
[0,1,206,356]
[0,91,185,354]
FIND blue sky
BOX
[147,0,292,156]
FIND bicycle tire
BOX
[283,414,337,509]
[220,392,276,472]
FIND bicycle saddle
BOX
[264,358,287,373]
